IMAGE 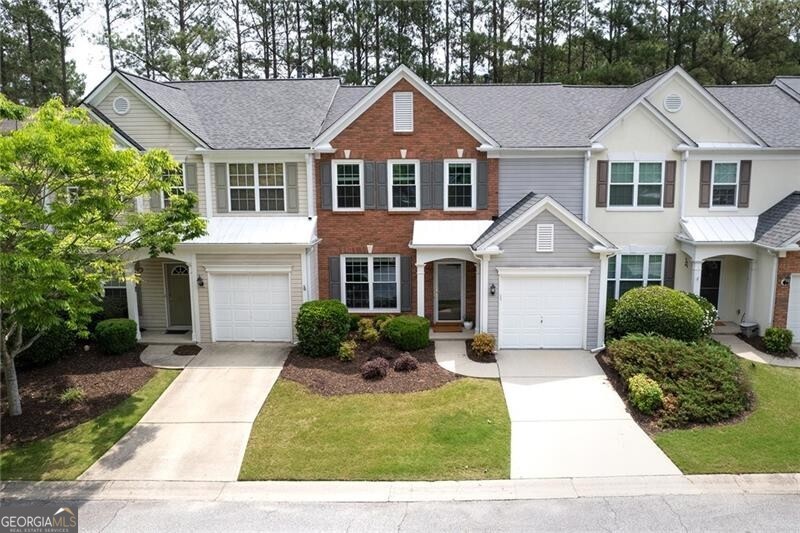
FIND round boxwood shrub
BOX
[361,357,390,380]
[17,322,76,369]
[683,292,718,337]
[95,318,138,355]
[763,327,793,354]
[296,299,351,357]
[612,286,705,342]
[383,315,430,351]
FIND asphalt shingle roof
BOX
[755,191,800,248]
[774,76,800,100]
[707,85,800,147]
[473,192,541,248]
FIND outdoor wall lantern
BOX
[344,149,351,159]
[457,148,464,158]
[196,276,205,287]
[400,149,407,159]
[490,283,496,296]
[367,244,374,254]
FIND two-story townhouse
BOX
[80,65,800,350]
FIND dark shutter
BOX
[328,256,341,301]
[149,191,162,212]
[663,253,676,288]
[215,163,228,212]
[432,160,444,208]
[184,163,198,212]
[699,160,712,208]
[364,161,376,209]
[420,161,434,209]
[663,160,676,208]
[400,256,411,312]
[320,161,332,210]
[477,160,489,209]
[596,160,608,208]
[738,160,751,208]
[285,162,299,213]
[376,162,388,209]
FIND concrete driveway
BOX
[497,350,680,479]
[80,343,289,482]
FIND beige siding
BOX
[196,253,303,343]
[210,160,308,217]
[137,257,170,330]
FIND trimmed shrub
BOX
[763,327,793,354]
[383,315,430,351]
[607,334,749,426]
[357,318,379,343]
[627,373,664,414]
[683,292,718,337]
[348,313,361,332]
[296,300,351,357]
[374,314,394,333]
[338,339,357,362]
[59,387,86,404]
[612,286,705,342]
[17,322,76,369]
[471,332,496,359]
[361,357,390,380]
[393,353,419,372]
[95,318,138,355]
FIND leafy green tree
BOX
[0,95,206,416]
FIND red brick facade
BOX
[773,251,800,328]
[316,78,498,320]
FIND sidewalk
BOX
[2,474,798,503]
[713,334,800,368]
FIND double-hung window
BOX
[341,255,399,312]
[607,254,663,299]
[444,159,476,210]
[333,160,364,211]
[162,164,186,208]
[388,160,420,210]
[711,162,738,207]
[228,162,286,212]
[608,161,663,208]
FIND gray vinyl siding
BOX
[499,158,584,216]
[486,212,601,349]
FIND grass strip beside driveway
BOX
[240,378,510,481]
[1,369,178,480]
[655,362,800,474]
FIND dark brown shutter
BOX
[328,256,340,301]
[663,160,676,208]
[477,160,489,209]
[400,256,411,312]
[320,161,332,210]
[596,160,608,208]
[663,253,676,288]
[699,160,712,208]
[738,160,752,208]
[214,163,228,212]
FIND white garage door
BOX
[499,274,586,349]
[211,273,291,341]
[788,274,800,340]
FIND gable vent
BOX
[393,92,413,132]
[663,93,683,113]
[536,224,555,252]
[112,96,130,115]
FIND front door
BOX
[435,262,463,322]
[700,260,721,308]
[165,263,192,328]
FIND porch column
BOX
[125,264,141,341]
[479,256,490,333]
[416,262,425,317]
[745,259,757,322]
[187,255,201,343]
[690,260,703,295]
[475,262,481,332]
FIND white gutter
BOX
[679,149,689,219]
[583,149,591,224]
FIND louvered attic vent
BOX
[393,92,413,132]
[663,93,683,113]
[536,224,555,252]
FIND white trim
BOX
[225,162,289,213]
[387,159,421,211]
[332,159,365,212]
[188,254,200,343]
[204,264,293,274]
[313,65,497,148]
[163,261,192,329]
[768,252,779,326]
[606,253,665,299]
[161,163,187,209]
[679,149,689,219]
[124,264,141,341]
[497,267,592,278]
[710,160,740,209]
[203,158,213,218]
[339,254,401,313]
[305,153,316,216]
[582,150,591,223]
[393,91,414,133]
[300,250,309,302]
[597,252,611,348]
[443,159,477,211]
[434,261,466,323]
[607,160,665,209]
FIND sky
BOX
[70,0,119,97]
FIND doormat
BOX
[165,329,190,334]
[432,323,463,333]
[173,344,202,356]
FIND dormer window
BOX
[393,92,413,133]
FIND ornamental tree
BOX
[0,95,206,415]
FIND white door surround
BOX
[788,273,800,340]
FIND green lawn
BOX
[0,369,178,480]
[240,378,510,480]
[655,362,800,473]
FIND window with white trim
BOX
[393,92,413,132]
[162,164,186,208]
[227,162,286,212]
[444,159,476,210]
[608,161,663,207]
[341,255,399,311]
[388,160,419,210]
[607,254,663,299]
[333,160,364,211]
[711,162,738,207]
[536,224,555,252]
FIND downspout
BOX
[582,150,591,224]
[767,251,780,327]
[679,149,689,220]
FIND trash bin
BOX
[739,321,759,338]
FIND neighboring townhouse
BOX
[80,65,800,349]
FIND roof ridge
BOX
[706,84,777,88]
[168,76,342,84]
[434,82,563,87]
[116,70,182,91]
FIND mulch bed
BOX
[281,338,459,396]
[173,344,203,356]
[1,343,153,449]
[464,339,496,363]
[736,333,797,358]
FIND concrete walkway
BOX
[496,350,680,479]
[713,334,800,368]
[80,343,289,482]
[140,344,196,369]
[434,340,499,378]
